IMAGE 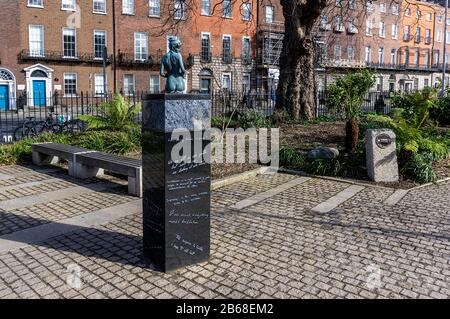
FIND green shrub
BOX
[433,92,450,126]
[79,94,141,131]
[306,157,344,177]
[238,111,269,129]
[279,147,306,167]
[305,151,366,179]
[77,131,107,151]
[401,153,437,184]
[418,138,449,161]
[211,111,241,129]
[105,131,138,155]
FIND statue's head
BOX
[168,37,182,53]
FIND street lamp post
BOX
[442,0,449,95]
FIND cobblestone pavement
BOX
[0,165,448,299]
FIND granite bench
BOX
[32,142,94,176]
[74,151,142,197]
[32,143,142,198]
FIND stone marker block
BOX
[142,94,211,272]
[365,129,399,182]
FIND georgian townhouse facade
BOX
[313,0,447,92]
[115,0,257,94]
[0,0,257,110]
[0,0,114,109]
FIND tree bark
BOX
[345,118,359,153]
[276,0,327,120]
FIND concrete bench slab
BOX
[75,152,142,198]
[32,143,94,176]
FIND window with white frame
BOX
[334,45,341,61]
[64,73,77,96]
[149,0,160,17]
[122,0,134,14]
[242,2,251,21]
[403,49,409,65]
[28,0,43,7]
[391,24,398,39]
[390,49,397,65]
[222,73,231,91]
[365,46,371,63]
[200,33,211,62]
[348,46,355,61]
[62,0,76,10]
[174,0,184,19]
[391,4,398,15]
[223,0,232,18]
[266,5,274,23]
[379,3,386,13]
[242,37,251,63]
[94,30,106,59]
[94,74,106,96]
[348,0,355,10]
[149,75,160,93]
[201,0,211,15]
[404,25,410,41]
[63,27,76,58]
[366,19,373,36]
[222,35,232,63]
[93,0,106,13]
[414,49,419,66]
[378,47,384,63]
[134,32,148,61]
[29,25,44,57]
[123,74,135,95]
[379,22,385,38]
[242,73,250,94]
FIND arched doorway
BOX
[199,68,213,94]
[0,68,16,110]
[24,64,54,107]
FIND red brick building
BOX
[115,0,257,94]
[0,0,114,110]
[0,0,258,110]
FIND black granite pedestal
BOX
[142,94,211,272]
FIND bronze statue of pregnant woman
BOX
[160,37,186,93]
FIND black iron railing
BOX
[18,49,111,64]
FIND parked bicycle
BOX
[13,111,86,141]
[56,114,87,133]
[13,117,41,141]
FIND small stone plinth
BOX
[142,94,211,272]
[365,129,399,182]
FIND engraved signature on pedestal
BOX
[171,234,205,256]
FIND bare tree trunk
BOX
[345,118,360,153]
[276,0,327,120]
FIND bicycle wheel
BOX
[33,121,47,134]
[51,124,63,134]
[64,119,86,133]
[24,126,39,139]
[13,126,25,141]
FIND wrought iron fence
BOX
[316,90,394,117]
[0,89,395,144]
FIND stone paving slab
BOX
[0,165,448,299]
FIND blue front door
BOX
[0,85,8,110]
[33,80,46,107]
